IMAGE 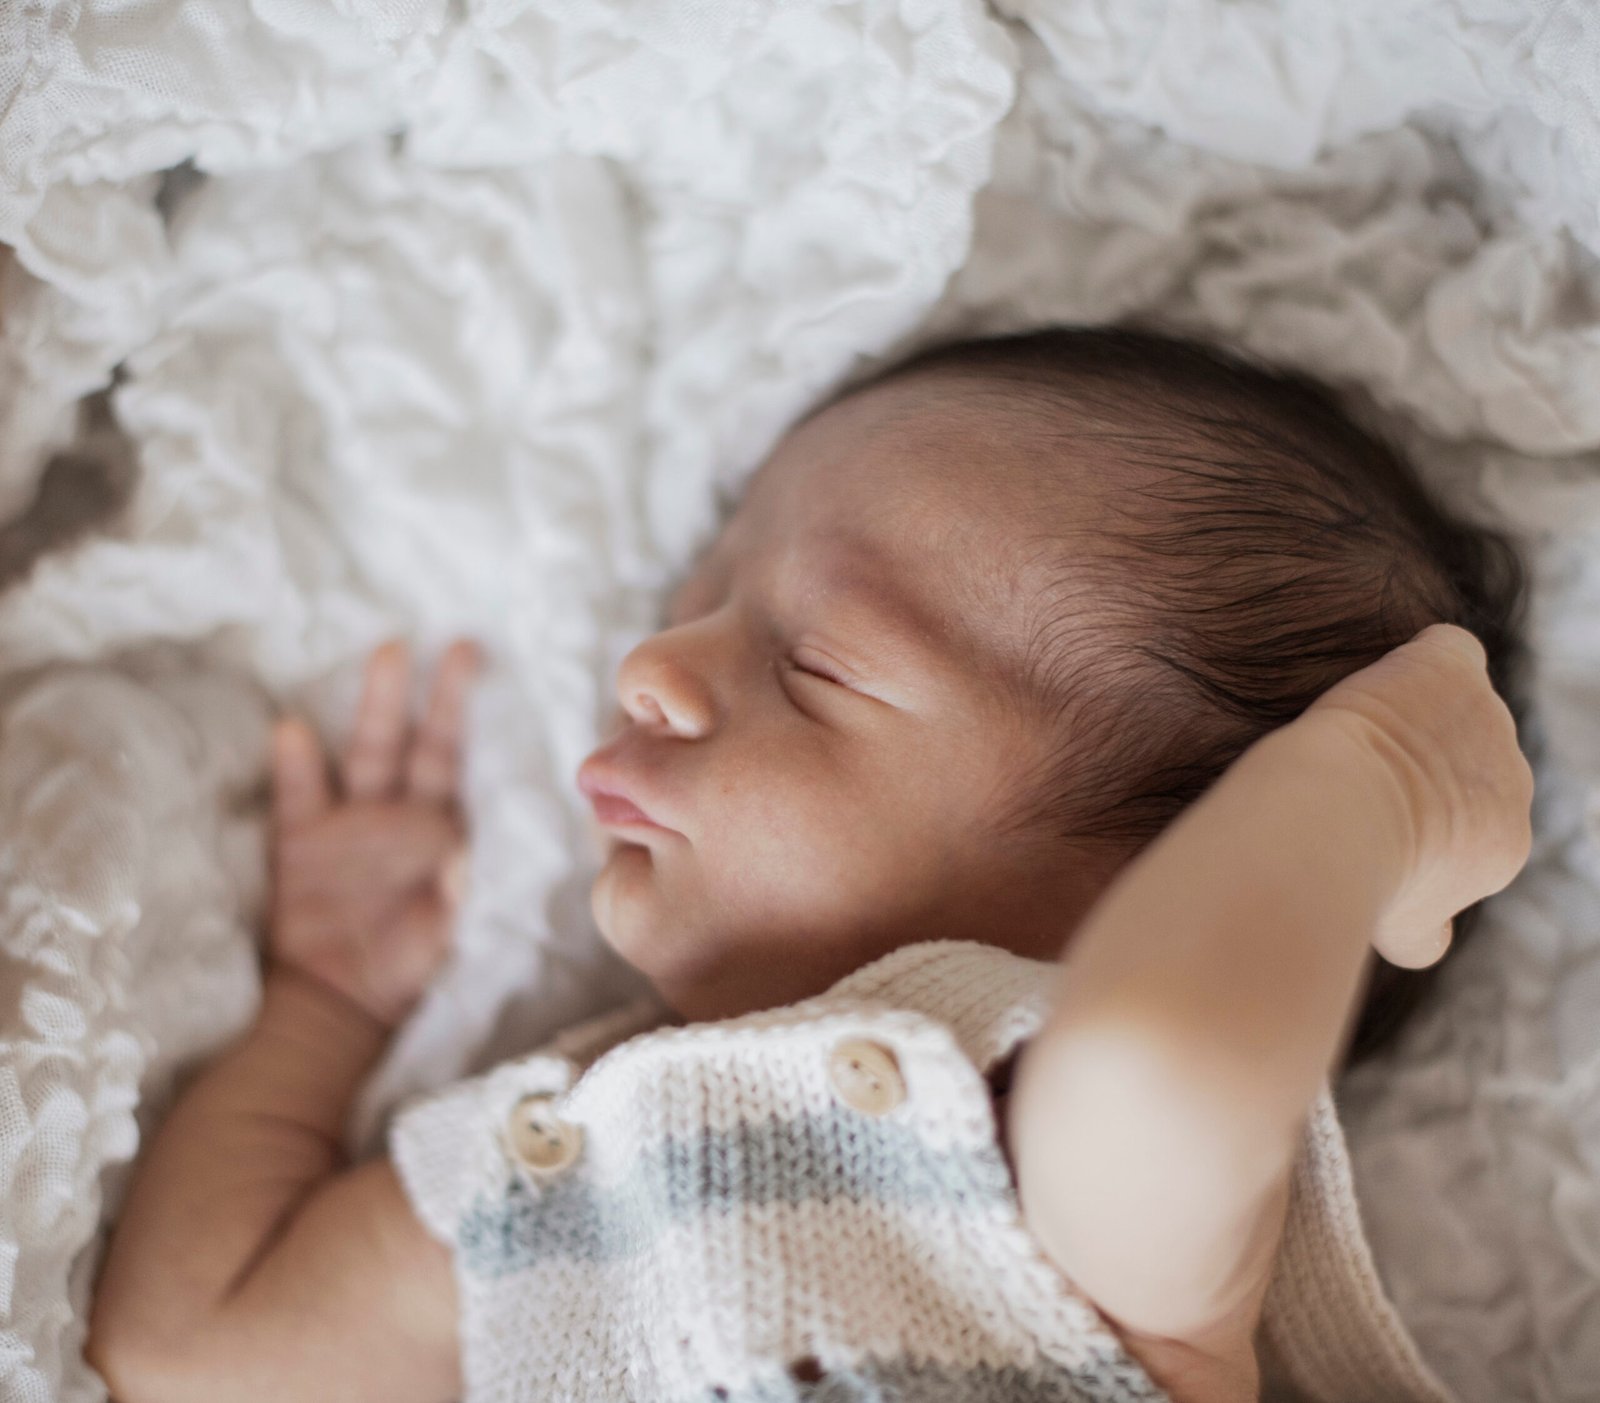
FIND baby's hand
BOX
[267,639,483,1029]
[1302,622,1534,970]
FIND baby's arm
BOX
[1008,625,1533,1400]
[87,641,480,1403]
[87,964,460,1403]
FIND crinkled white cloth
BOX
[1,2,1599,1400]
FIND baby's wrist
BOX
[185,959,398,1156]
[261,958,396,1059]
[1273,710,1419,897]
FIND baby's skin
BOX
[85,378,1534,1403]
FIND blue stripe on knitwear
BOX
[458,1104,1015,1276]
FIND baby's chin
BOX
[590,840,650,942]
[590,841,699,983]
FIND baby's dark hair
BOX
[813,325,1533,1068]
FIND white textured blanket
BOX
[1,2,1599,1400]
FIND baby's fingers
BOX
[406,639,483,803]
[344,640,412,802]
[271,716,333,830]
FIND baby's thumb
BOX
[1372,912,1454,970]
[437,845,471,907]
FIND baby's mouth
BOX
[588,792,663,829]
[587,796,679,849]
[576,750,678,836]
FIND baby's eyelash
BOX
[786,653,846,686]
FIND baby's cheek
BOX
[778,817,909,935]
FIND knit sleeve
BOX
[387,1051,577,1246]
[1257,1084,1458,1403]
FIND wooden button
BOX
[505,1093,582,1174]
[828,1038,906,1116]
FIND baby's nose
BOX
[633,693,668,728]
[628,684,712,738]
[616,649,715,739]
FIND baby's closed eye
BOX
[785,648,851,686]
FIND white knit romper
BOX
[388,939,1457,1403]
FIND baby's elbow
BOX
[84,1298,217,1403]
[1009,1025,1293,1341]
[83,1302,161,1403]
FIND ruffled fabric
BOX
[2,2,1599,1399]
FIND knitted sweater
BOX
[388,939,1456,1403]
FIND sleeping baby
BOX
[85,326,1535,1403]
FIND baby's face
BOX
[579,378,1114,1021]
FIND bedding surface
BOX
[2,2,1600,1399]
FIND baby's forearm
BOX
[1010,714,1412,1342]
[89,960,390,1367]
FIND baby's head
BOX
[579,326,1528,1064]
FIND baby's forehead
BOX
[748,376,1064,529]
[721,379,1099,667]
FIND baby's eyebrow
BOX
[796,553,955,659]
[814,533,1037,684]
